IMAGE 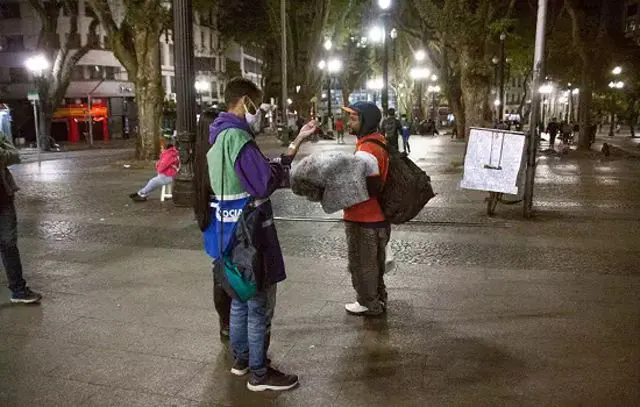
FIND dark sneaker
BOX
[247,367,299,392]
[230,360,249,376]
[11,288,42,304]
[130,193,147,202]
[220,325,230,342]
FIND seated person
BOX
[129,144,180,202]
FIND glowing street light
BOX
[367,77,384,90]
[494,99,501,107]
[612,66,622,75]
[378,0,392,10]
[24,55,50,75]
[427,85,441,93]
[539,83,554,94]
[410,67,431,80]
[368,25,384,43]
[608,81,624,89]
[414,49,426,62]
[323,39,333,51]
[430,74,438,82]
[327,58,343,74]
[318,60,326,70]
[194,80,211,93]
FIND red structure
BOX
[52,100,110,144]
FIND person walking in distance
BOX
[0,133,42,303]
[335,117,345,144]
[341,102,390,316]
[546,117,560,150]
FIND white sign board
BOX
[460,127,526,195]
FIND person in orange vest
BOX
[341,102,390,316]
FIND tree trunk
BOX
[576,67,593,150]
[460,52,492,138]
[448,75,465,140]
[38,102,52,150]
[133,36,163,160]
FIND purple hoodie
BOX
[209,112,286,199]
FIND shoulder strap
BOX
[362,138,388,151]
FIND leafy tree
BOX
[28,0,99,150]
[565,0,622,148]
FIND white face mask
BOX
[243,99,263,133]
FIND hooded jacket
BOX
[342,102,389,226]
[156,146,180,177]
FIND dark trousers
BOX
[345,222,390,313]
[402,137,411,153]
[549,132,557,148]
[0,198,26,294]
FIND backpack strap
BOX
[362,138,389,152]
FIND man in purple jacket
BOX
[205,78,317,392]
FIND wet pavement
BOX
[1,134,639,406]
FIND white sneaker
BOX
[345,301,368,314]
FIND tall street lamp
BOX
[172,0,197,206]
[195,80,210,112]
[608,66,623,137]
[318,58,342,131]
[24,55,49,158]
[491,33,507,122]
[366,77,384,105]
[377,0,392,115]
[427,84,441,121]
[410,66,430,120]
[539,83,554,129]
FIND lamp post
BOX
[608,66,623,137]
[539,83,554,129]
[608,78,624,137]
[367,77,384,105]
[491,33,507,122]
[378,0,392,115]
[410,66,430,120]
[413,50,426,120]
[172,0,197,206]
[427,85,441,121]
[24,55,49,160]
[195,80,210,112]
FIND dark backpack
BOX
[364,140,436,224]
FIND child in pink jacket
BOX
[130,144,180,202]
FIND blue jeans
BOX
[138,174,173,197]
[0,199,26,294]
[230,285,277,378]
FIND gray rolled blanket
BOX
[290,151,370,214]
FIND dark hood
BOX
[346,102,382,138]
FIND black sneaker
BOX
[129,193,147,202]
[11,288,42,304]
[230,360,249,376]
[247,367,299,392]
[220,325,230,342]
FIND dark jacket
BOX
[0,138,20,198]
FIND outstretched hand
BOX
[297,120,320,141]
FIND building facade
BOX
[624,0,640,44]
[0,0,263,144]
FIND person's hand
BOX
[296,120,320,142]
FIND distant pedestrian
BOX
[546,118,559,149]
[0,133,42,303]
[401,124,411,154]
[129,144,180,202]
[428,119,440,136]
[335,117,345,144]
[382,108,402,150]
